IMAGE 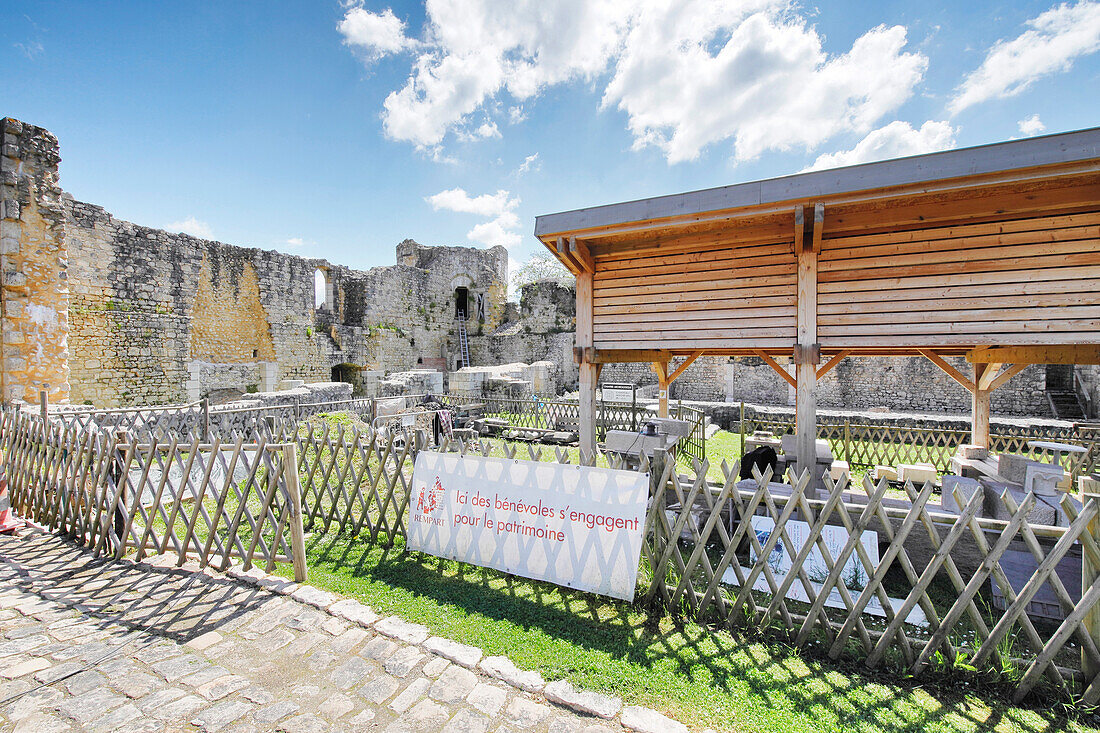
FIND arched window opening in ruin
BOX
[454,287,469,319]
[314,269,329,310]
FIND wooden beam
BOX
[977,362,1004,391]
[987,363,1029,392]
[754,350,797,388]
[568,236,594,274]
[816,350,851,380]
[667,351,704,383]
[583,348,673,364]
[966,344,1100,364]
[919,350,976,392]
[556,237,582,275]
[811,203,824,253]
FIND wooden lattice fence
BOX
[286,423,1100,705]
[0,410,307,578]
[744,414,1100,479]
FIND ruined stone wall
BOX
[0,118,70,404]
[721,356,1050,416]
[467,280,577,393]
[62,208,507,406]
[64,198,334,406]
[0,112,509,407]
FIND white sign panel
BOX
[408,452,649,601]
[723,517,926,627]
[601,383,635,403]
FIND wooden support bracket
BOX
[667,351,704,383]
[986,363,1029,392]
[556,237,582,275]
[811,203,824,254]
[919,349,976,392]
[754,350,797,389]
[568,236,595,274]
[977,362,1004,391]
[816,350,851,380]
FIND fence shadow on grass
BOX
[302,531,1094,733]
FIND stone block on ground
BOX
[621,705,689,733]
[897,463,937,485]
[543,679,622,719]
[423,636,483,669]
[997,453,1045,484]
[829,460,849,482]
[873,465,897,481]
[374,616,429,645]
[940,476,982,514]
[981,480,1056,524]
[329,599,380,627]
[958,444,988,460]
[478,656,544,692]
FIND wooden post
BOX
[843,419,851,465]
[794,205,820,480]
[577,268,597,460]
[282,443,308,583]
[201,398,210,442]
[39,390,47,423]
[971,363,991,448]
[1081,477,1100,680]
[739,400,746,455]
[652,361,670,418]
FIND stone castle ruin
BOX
[2,117,1096,419]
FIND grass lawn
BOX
[273,530,1100,733]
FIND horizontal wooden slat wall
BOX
[593,237,797,350]
[818,212,1100,348]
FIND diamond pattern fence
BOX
[290,423,1100,705]
[0,408,307,578]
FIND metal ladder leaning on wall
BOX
[456,311,470,368]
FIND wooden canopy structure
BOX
[534,128,1100,471]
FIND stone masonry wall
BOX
[0,118,70,404]
[2,117,509,408]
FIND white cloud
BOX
[283,237,315,250]
[604,6,927,162]
[804,120,957,171]
[337,6,415,62]
[342,0,927,163]
[426,187,522,248]
[456,120,501,142]
[950,2,1100,114]
[516,153,541,176]
[1018,114,1047,136]
[166,216,213,239]
[14,41,43,60]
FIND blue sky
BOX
[4,1,1099,283]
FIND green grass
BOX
[273,531,1099,733]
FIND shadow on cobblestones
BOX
[0,533,267,645]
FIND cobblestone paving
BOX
[0,531,678,733]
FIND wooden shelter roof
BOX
[535,128,1100,364]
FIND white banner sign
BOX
[408,452,649,601]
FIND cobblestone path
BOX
[0,531,683,733]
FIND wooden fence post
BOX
[844,419,851,465]
[201,398,210,442]
[282,443,308,583]
[739,400,745,455]
[39,390,47,423]
[1083,481,1100,680]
